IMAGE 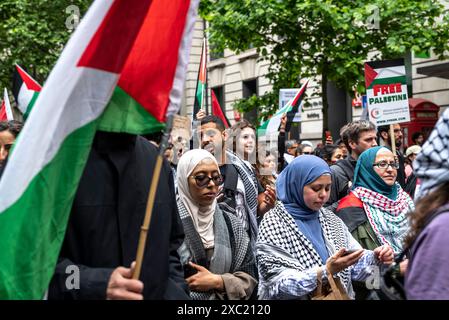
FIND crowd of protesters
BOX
[1,106,449,301]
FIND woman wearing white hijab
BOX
[176,149,257,300]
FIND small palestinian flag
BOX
[0,88,14,121]
[259,79,309,135]
[193,37,207,119]
[12,65,42,120]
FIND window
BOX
[242,78,258,123]
[210,48,224,61]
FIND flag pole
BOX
[133,115,174,280]
[203,20,209,116]
[389,124,397,157]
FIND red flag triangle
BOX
[211,89,230,128]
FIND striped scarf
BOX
[177,200,256,300]
[226,150,259,246]
[352,184,414,254]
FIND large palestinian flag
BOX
[12,65,42,120]
[259,79,309,135]
[0,88,14,121]
[0,0,199,299]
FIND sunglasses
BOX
[303,151,312,155]
[190,173,224,188]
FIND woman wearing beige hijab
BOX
[176,149,257,300]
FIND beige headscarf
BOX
[177,149,219,249]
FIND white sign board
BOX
[365,59,410,126]
[279,88,301,122]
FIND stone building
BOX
[181,19,449,145]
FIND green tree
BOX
[0,1,91,91]
[200,0,449,133]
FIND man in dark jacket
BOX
[326,120,378,208]
[198,115,275,247]
[48,131,189,300]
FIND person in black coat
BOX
[48,131,189,300]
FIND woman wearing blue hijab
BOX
[337,146,414,254]
[256,155,394,299]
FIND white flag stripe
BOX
[374,66,405,79]
[17,84,34,114]
[0,0,116,211]
[167,0,199,116]
[3,89,14,121]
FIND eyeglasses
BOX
[190,173,224,188]
[373,161,399,170]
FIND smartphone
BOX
[183,262,198,279]
[341,249,358,256]
[325,130,331,139]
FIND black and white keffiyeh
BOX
[414,108,449,198]
[177,200,257,300]
[256,202,353,299]
[226,150,259,245]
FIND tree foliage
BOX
[0,0,91,91]
[200,0,449,127]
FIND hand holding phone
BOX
[325,131,333,144]
[341,249,358,256]
[183,262,198,279]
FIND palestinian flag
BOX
[258,79,309,136]
[211,89,230,128]
[12,65,42,120]
[0,0,198,299]
[193,37,207,119]
[0,88,14,121]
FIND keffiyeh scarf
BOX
[226,150,259,245]
[352,184,414,254]
[257,202,353,299]
[178,200,256,300]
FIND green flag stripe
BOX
[0,120,98,299]
[23,91,40,120]
[258,102,292,131]
[196,82,204,108]
[98,86,165,135]
[367,76,407,89]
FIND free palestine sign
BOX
[364,58,410,126]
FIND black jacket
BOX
[48,133,189,300]
[327,156,358,207]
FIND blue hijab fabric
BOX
[276,155,331,263]
[352,146,398,200]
